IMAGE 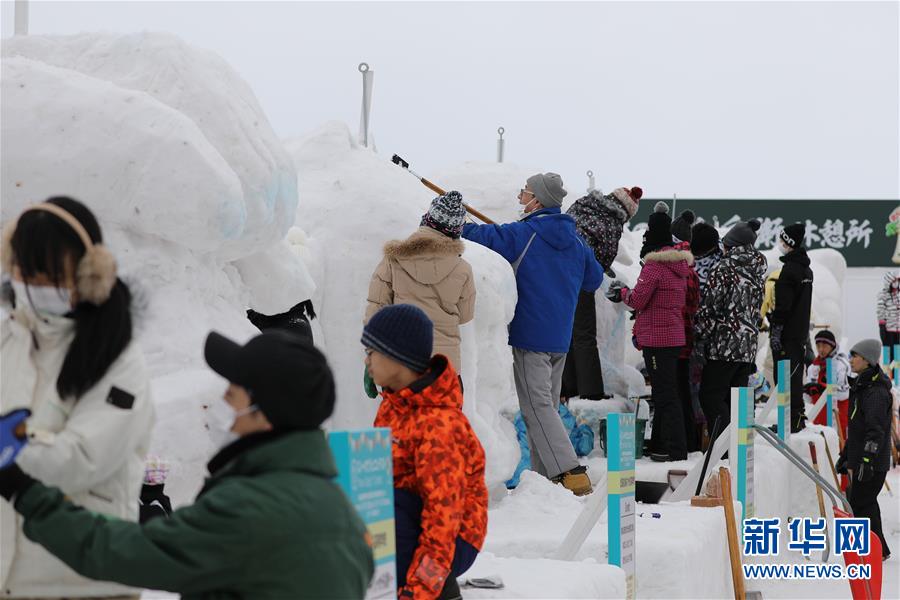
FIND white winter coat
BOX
[0,303,154,598]
[805,351,851,402]
[877,271,900,332]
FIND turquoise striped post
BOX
[894,345,900,387]
[607,413,636,600]
[730,387,755,534]
[777,359,790,442]
[825,358,833,427]
[329,428,396,599]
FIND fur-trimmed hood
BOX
[644,247,694,266]
[383,227,466,285]
[643,247,694,278]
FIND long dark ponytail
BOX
[10,196,133,400]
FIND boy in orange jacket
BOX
[362,304,488,599]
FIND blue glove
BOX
[0,409,31,470]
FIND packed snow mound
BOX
[2,33,297,259]
[431,161,543,225]
[0,34,313,505]
[1,56,243,252]
[286,121,519,490]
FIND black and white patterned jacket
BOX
[566,189,636,270]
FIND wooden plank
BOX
[718,467,746,600]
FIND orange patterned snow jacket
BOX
[374,355,488,599]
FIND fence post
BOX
[496,127,505,162]
[825,358,833,427]
[777,359,791,442]
[729,387,755,532]
[329,428,396,599]
[607,412,637,599]
[893,344,900,387]
[358,63,374,148]
[587,170,596,193]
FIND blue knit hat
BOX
[361,304,433,373]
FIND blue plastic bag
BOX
[506,404,594,488]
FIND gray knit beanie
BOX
[849,339,882,368]
[526,172,567,208]
[723,219,761,248]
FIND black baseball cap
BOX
[204,330,335,430]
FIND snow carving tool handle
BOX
[391,154,496,224]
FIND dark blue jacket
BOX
[462,207,603,353]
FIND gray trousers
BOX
[512,347,579,479]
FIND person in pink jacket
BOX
[607,202,692,461]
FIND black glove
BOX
[693,340,708,367]
[0,463,35,502]
[803,382,825,397]
[857,442,878,483]
[879,322,888,345]
[770,324,784,355]
[605,281,625,303]
[835,453,847,474]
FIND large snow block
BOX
[2,32,297,259]
[286,121,520,491]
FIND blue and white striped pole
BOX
[730,387,755,534]
[607,413,636,599]
[825,358,833,428]
[777,359,791,442]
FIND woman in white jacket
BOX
[0,197,154,598]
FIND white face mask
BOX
[11,280,73,317]
[517,199,539,220]
[207,398,258,449]
[777,240,792,255]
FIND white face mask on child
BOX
[777,240,792,255]
[11,280,72,317]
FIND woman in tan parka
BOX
[365,191,476,372]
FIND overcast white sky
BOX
[2,1,898,199]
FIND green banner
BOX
[633,199,898,267]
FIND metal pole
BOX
[14,0,28,35]
[672,193,677,216]
[496,127,505,163]
[587,170,596,193]
[358,62,374,148]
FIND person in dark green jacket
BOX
[0,330,374,599]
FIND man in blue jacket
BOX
[463,173,603,495]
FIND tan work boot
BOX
[553,465,592,496]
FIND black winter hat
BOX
[205,330,335,430]
[643,201,672,252]
[780,223,805,249]
[690,222,720,256]
[361,304,433,373]
[814,330,836,349]
[723,219,761,248]
[671,210,695,243]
